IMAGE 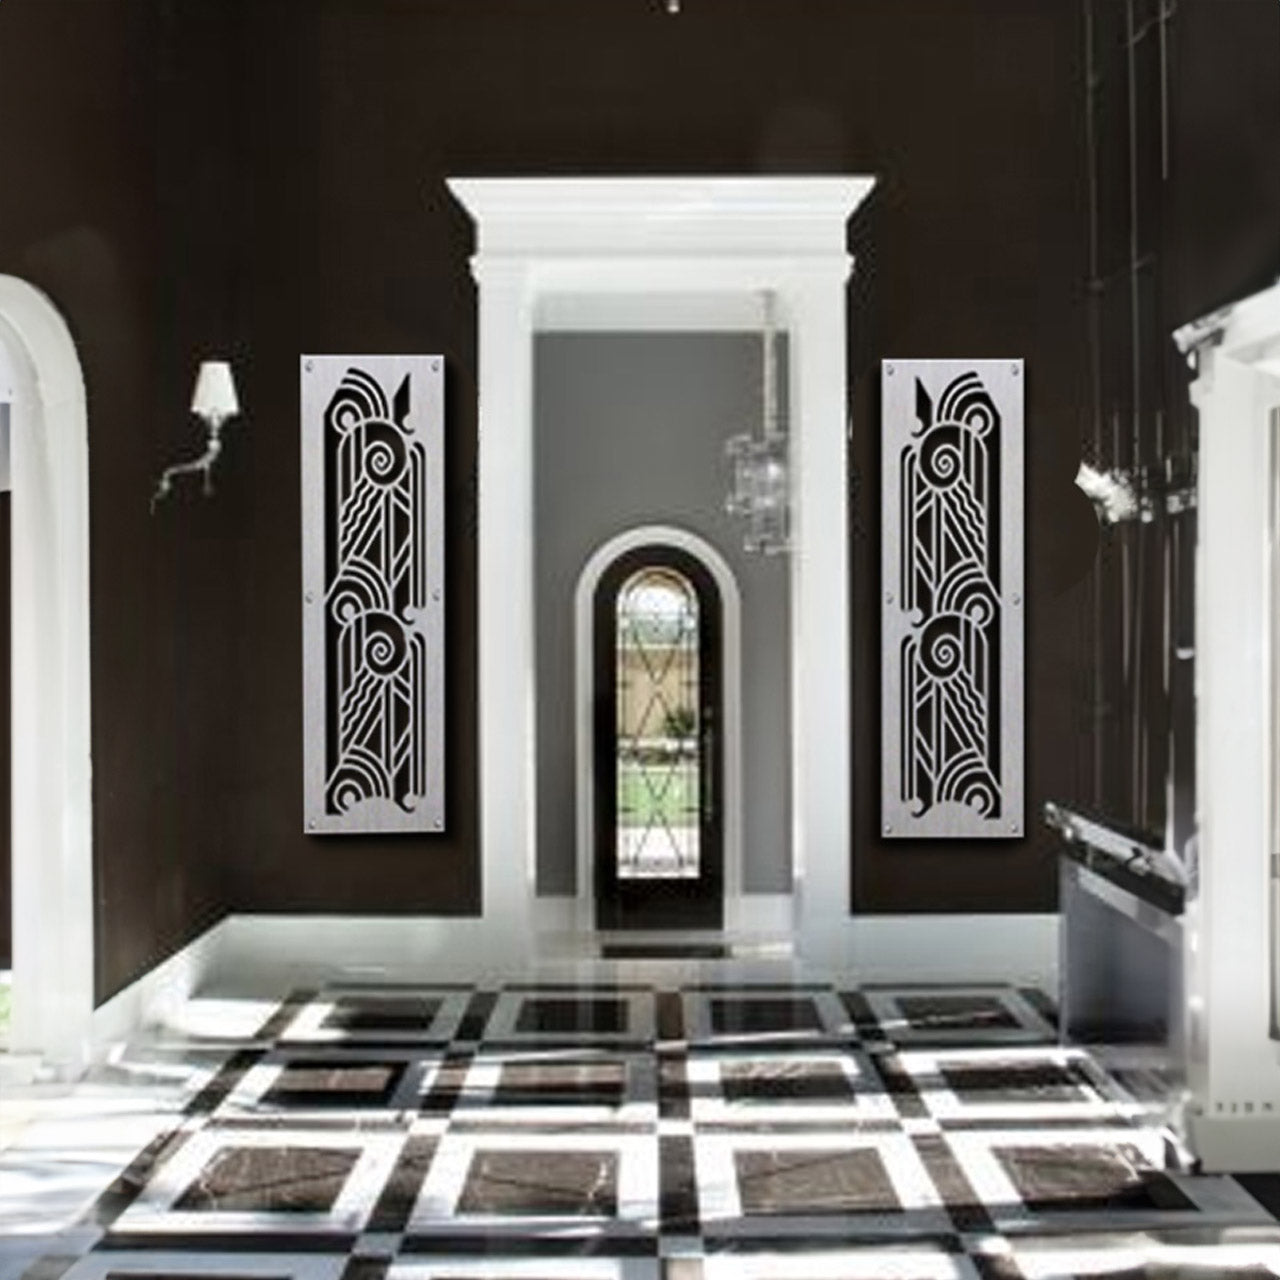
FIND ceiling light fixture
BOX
[725,290,789,554]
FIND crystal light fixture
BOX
[725,290,789,553]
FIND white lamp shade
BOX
[191,360,239,423]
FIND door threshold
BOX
[593,930,793,962]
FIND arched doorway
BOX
[575,525,743,933]
[594,544,723,930]
[0,276,93,1066]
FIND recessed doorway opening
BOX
[595,544,724,930]
[574,525,743,938]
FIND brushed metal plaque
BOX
[881,359,1024,839]
[301,355,445,833]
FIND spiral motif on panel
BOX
[919,615,964,681]
[325,367,389,437]
[899,369,1004,823]
[327,751,391,814]
[939,371,999,439]
[357,420,407,486]
[329,560,392,624]
[938,562,998,628]
[919,424,965,489]
[360,611,409,677]
[938,753,999,816]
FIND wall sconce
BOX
[151,360,241,513]
[1074,455,1197,525]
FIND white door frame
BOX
[0,275,93,1066]
[448,177,875,964]
[574,525,743,933]
[1176,279,1280,1169]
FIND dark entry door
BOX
[594,544,723,930]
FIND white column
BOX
[787,269,854,965]
[472,258,536,958]
[1186,343,1280,1166]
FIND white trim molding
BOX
[573,525,744,933]
[91,917,231,1052]
[843,913,1058,990]
[0,275,94,1068]
[448,176,876,965]
[1178,278,1280,1170]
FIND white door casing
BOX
[1176,279,1280,1170]
[448,177,875,962]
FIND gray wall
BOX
[534,333,791,896]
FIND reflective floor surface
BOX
[3,963,1280,1279]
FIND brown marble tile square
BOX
[709,998,824,1035]
[940,1060,1091,1104]
[323,996,442,1034]
[456,1148,618,1216]
[513,997,629,1035]
[897,995,1019,1032]
[720,1059,856,1103]
[492,1060,627,1107]
[173,1144,360,1213]
[264,1061,403,1107]
[995,1143,1195,1213]
[734,1146,901,1215]
[1105,1270,1277,1280]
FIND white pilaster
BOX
[787,271,855,964]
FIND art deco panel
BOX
[881,360,1024,839]
[301,356,445,834]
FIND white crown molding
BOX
[448,176,875,258]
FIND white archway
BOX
[574,525,743,933]
[0,275,93,1067]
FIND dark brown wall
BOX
[0,0,235,1000]
[8,0,1274,982]
[224,0,1090,917]
[1079,0,1280,856]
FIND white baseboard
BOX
[1188,1113,1280,1172]
[84,910,1058,1050]
[840,914,1059,992]
[90,915,231,1053]
[533,893,795,940]
[728,893,793,937]
[205,910,1058,996]
[201,915,529,996]
[534,896,579,935]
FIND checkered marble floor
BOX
[4,976,1280,1279]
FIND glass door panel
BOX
[615,567,700,879]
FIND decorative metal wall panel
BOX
[881,360,1024,839]
[301,355,445,834]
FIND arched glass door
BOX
[594,544,723,930]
